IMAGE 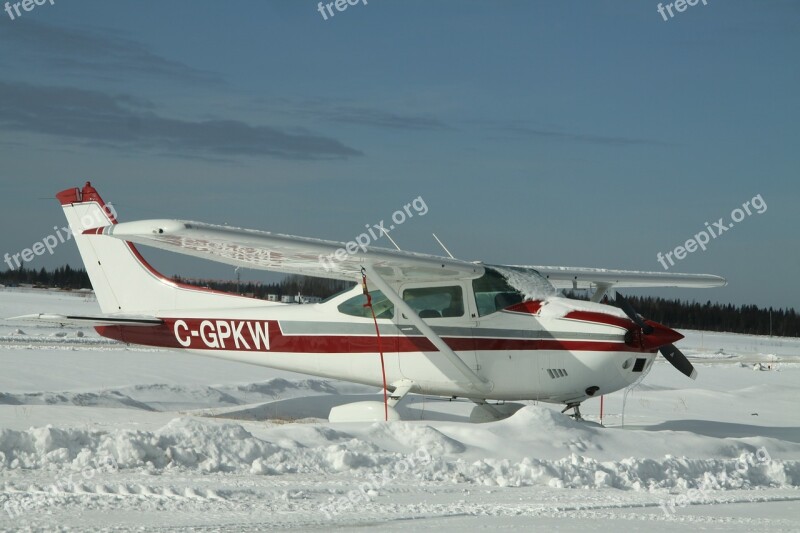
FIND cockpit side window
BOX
[402,285,464,318]
[472,268,523,316]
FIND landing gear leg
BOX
[561,402,583,420]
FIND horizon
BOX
[2,264,797,316]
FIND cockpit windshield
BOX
[472,266,556,316]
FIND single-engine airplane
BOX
[17,183,726,422]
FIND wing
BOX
[512,265,727,290]
[86,219,725,290]
[86,219,484,283]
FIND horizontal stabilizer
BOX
[8,313,163,327]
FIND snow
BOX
[1,288,799,531]
[492,265,558,301]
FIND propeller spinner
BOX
[616,293,697,380]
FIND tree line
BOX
[170,274,354,300]
[2,266,797,337]
[0,266,352,300]
[0,265,90,289]
[564,291,799,338]
[610,295,799,337]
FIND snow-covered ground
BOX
[1,287,799,532]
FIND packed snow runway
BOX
[1,288,799,532]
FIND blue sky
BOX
[0,1,797,308]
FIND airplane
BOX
[16,182,727,423]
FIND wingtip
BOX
[6,313,48,321]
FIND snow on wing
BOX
[88,219,485,283]
[515,264,727,290]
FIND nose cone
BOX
[641,320,683,350]
[626,320,684,350]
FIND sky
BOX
[0,0,797,309]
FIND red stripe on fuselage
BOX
[504,301,543,314]
[562,310,634,330]
[96,318,654,354]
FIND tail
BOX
[57,182,261,314]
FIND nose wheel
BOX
[561,402,583,420]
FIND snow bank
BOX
[1,412,797,494]
[0,419,279,473]
[422,451,799,491]
[0,378,363,412]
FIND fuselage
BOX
[95,285,660,404]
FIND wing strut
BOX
[363,265,493,395]
[590,283,613,303]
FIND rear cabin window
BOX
[337,290,394,319]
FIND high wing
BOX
[88,219,726,289]
[87,219,484,283]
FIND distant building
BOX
[299,296,322,304]
[267,294,279,302]
[281,295,297,303]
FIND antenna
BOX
[383,231,402,251]
[432,233,455,259]
[374,224,401,251]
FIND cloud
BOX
[323,106,449,131]
[487,122,668,147]
[0,19,219,84]
[0,82,362,160]
[260,98,449,131]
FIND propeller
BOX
[659,342,698,380]
[615,293,654,335]
[615,293,697,380]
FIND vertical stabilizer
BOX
[57,182,263,314]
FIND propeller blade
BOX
[616,294,654,334]
[659,343,698,380]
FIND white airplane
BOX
[19,183,726,422]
